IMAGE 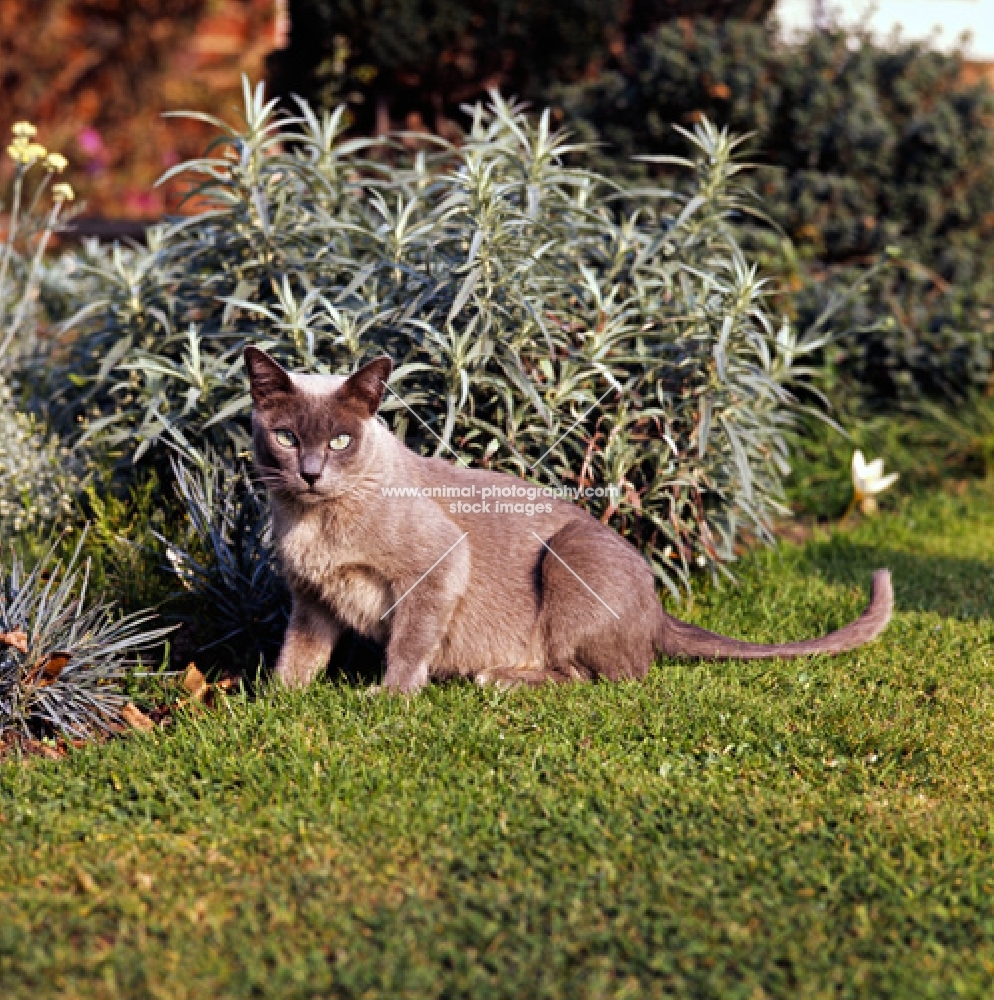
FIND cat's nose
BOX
[299,453,324,487]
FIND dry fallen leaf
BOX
[76,869,98,894]
[121,703,154,733]
[0,630,29,655]
[623,481,643,512]
[22,737,63,760]
[182,662,208,700]
[135,872,154,891]
[35,652,71,686]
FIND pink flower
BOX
[123,188,163,217]
[77,127,108,160]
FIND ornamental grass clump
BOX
[57,82,825,596]
[160,453,288,668]
[0,539,172,740]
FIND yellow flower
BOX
[11,121,37,138]
[7,138,47,165]
[44,152,68,173]
[52,182,75,202]
[851,450,898,515]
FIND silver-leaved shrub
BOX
[0,378,77,535]
[56,82,826,596]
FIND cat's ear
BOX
[339,355,393,416]
[244,346,294,405]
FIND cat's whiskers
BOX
[251,472,295,493]
[249,464,380,504]
[248,469,285,487]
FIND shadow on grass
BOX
[327,629,386,686]
[801,537,994,621]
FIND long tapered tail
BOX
[656,570,893,660]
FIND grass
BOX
[2,483,994,998]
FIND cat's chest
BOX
[277,512,391,639]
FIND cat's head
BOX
[244,347,393,501]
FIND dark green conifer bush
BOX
[53,83,822,596]
[278,9,994,406]
[554,19,994,403]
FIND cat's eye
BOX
[273,429,298,449]
[329,433,351,451]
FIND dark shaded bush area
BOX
[270,1,776,134]
[551,20,994,405]
[558,21,994,266]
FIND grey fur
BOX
[245,348,893,693]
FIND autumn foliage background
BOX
[0,0,288,220]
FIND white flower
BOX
[851,450,898,515]
[44,152,68,173]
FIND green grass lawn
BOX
[3,485,994,999]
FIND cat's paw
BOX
[476,670,518,691]
[476,667,552,690]
[364,682,414,697]
[379,661,429,695]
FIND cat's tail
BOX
[655,569,892,660]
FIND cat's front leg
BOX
[380,545,470,694]
[277,593,342,688]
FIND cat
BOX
[245,347,893,693]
